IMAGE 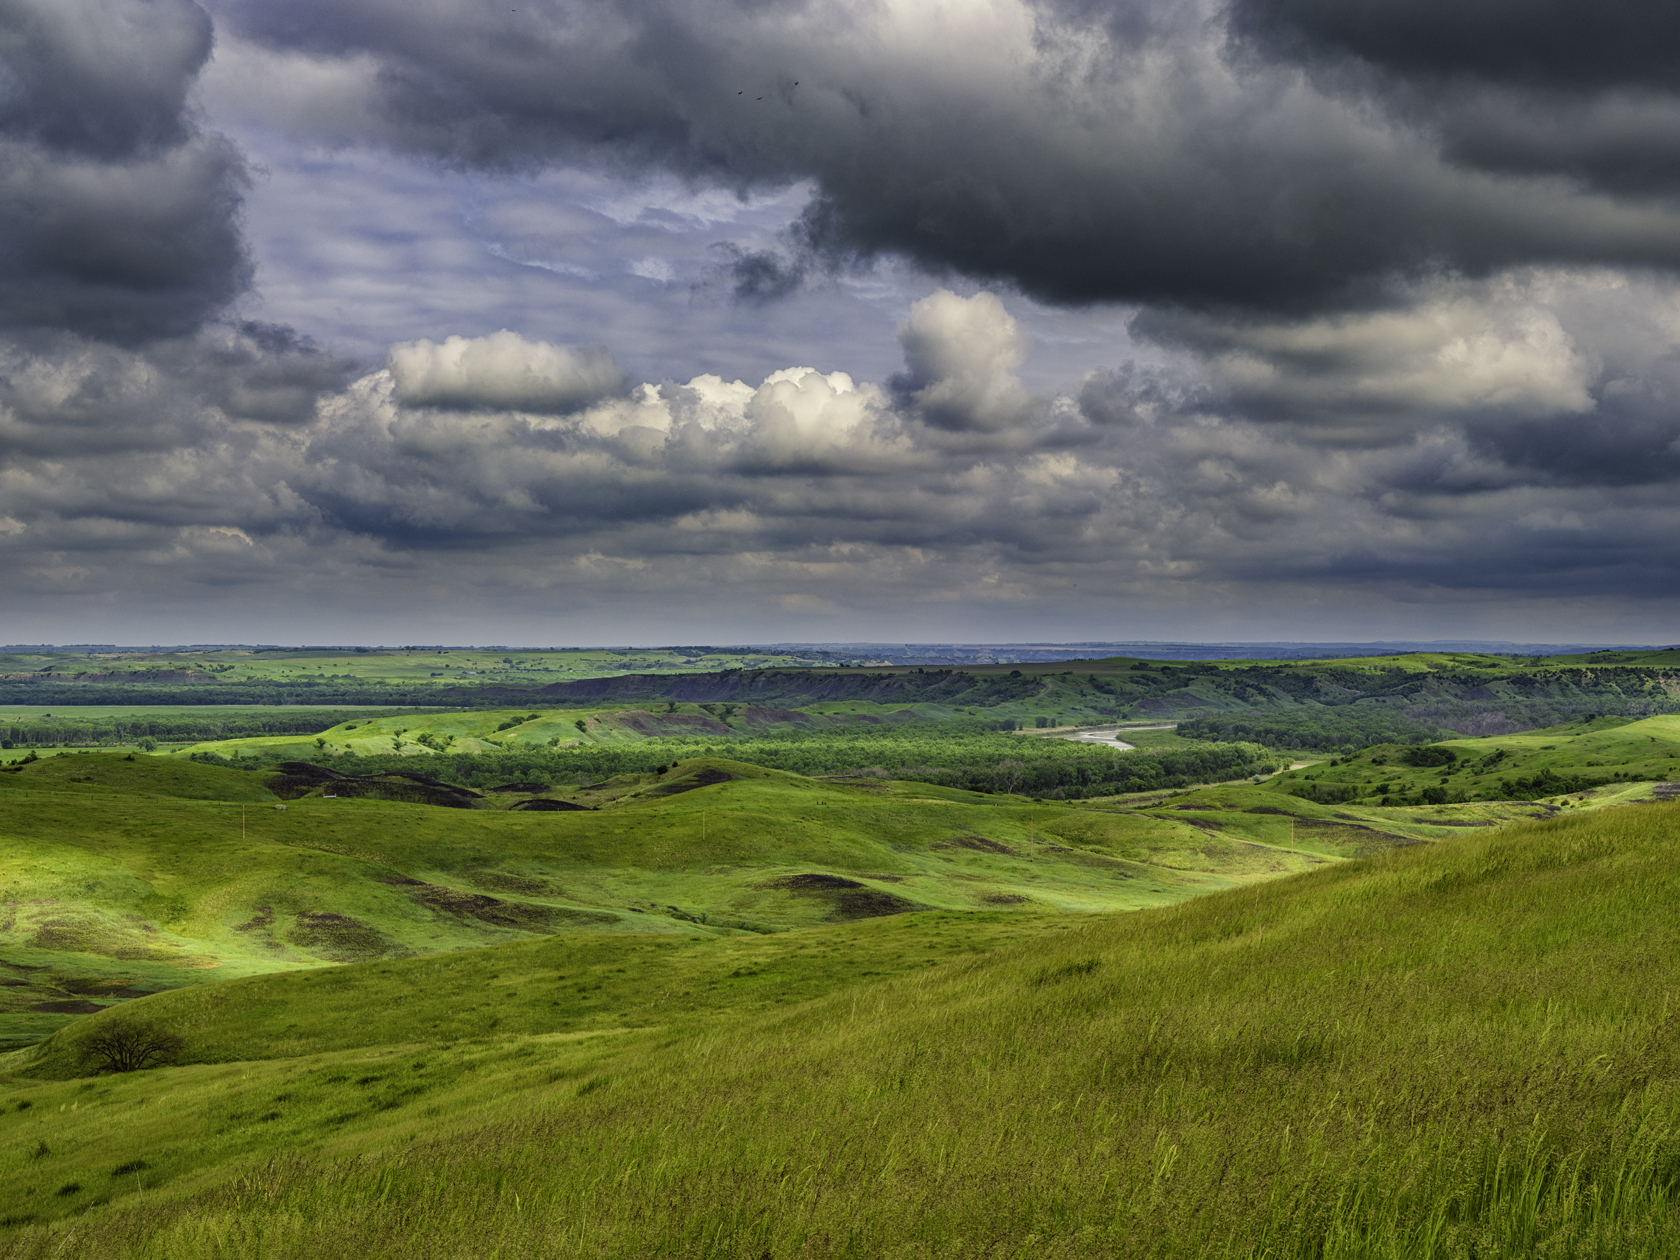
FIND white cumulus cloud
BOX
[386,329,625,414]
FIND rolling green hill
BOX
[1,751,1314,1052]
[4,792,1679,1255]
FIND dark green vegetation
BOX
[191,719,1281,800]
[1178,706,1456,752]
[4,783,1680,1255]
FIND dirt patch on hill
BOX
[935,835,1017,856]
[29,999,106,1014]
[233,905,274,932]
[764,872,926,919]
[268,762,484,808]
[386,880,560,932]
[770,873,862,892]
[981,893,1031,905]
[28,913,181,962]
[510,798,592,811]
[490,781,553,793]
[611,710,731,737]
[286,912,405,963]
[460,868,567,897]
[1290,819,1424,857]
[654,768,735,795]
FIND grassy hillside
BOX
[0,752,1311,1051]
[4,797,1679,1255]
[1265,713,1680,805]
[166,702,900,760]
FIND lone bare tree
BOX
[80,1020,184,1073]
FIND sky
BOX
[4,0,1680,647]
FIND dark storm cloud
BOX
[12,2,1680,637]
[0,0,249,342]
[0,0,211,154]
[1464,402,1680,490]
[1229,0,1680,94]
[0,324,356,462]
[1230,0,1680,200]
[0,131,249,342]
[1108,269,1680,498]
[706,243,808,305]
[158,322,361,425]
[217,0,1680,313]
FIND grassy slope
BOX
[1265,712,1680,803]
[3,800,1679,1255]
[168,702,899,759]
[2,754,1301,1049]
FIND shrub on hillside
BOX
[78,1019,185,1074]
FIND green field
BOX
[3,771,1679,1254]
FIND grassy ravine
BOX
[4,803,1680,1256]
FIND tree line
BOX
[1177,708,1455,753]
[196,720,1280,800]
[1,709,431,748]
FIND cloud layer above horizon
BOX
[4,0,1680,645]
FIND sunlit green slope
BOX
[2,752,1301,1049]
[4,798,1679,1256]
